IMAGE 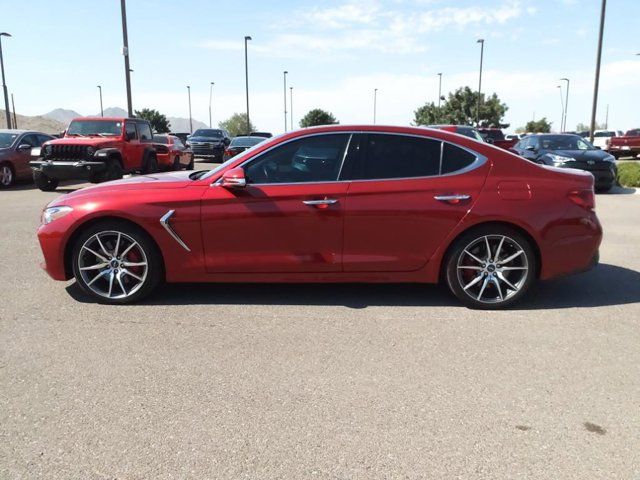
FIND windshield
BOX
[67,120,122,136]
[0,132,19,148]
[539,135,594,151]
[192,129,223,138]
[594,131,615,137]
[230,136,264,148]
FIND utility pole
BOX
[186,86,192,134]
[373,88,378,124]
[476,39,484,126]
[11,93,16,129]
[290,86,293,130]
[244,36,252,135]
[437,73,442,108]
[605,104,609,129]
[97,85,103,117]
[0,32,12,129]
[560,78,570,132]
[589,0,607,143]
[557,85,564,133]
[283,71,288,132]
[120,0,133,117]
[209,82,214,128]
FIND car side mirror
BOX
[484,138,494,144]
[17,143,32,151]
[525,145,536,151]
[221,167,246,188]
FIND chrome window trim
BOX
[211,130,488,187]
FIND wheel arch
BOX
[63,215,166,280]
[437,220,542,283]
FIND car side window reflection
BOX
[244,134,350,184]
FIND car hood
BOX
[543,149,611,161]
[45,137,118,147]
[50,170,197,206]
[188,136,224,143]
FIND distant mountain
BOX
[167,117,208,133]
[2,110,65,134]
[41,106,208,134]
[43,108,81,126]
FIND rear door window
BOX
[352,134,441,180]
[441,143,478,174]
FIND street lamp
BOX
[589,0,607,143]
[437,73,442,108]
[560,77,570,132]
[244,35,252,135]
[97,85,103,117]
[290,86,293,130]
[557,85,565,132]
[283,70,288,132]
[209,81,214,128]
[186,86,192,134]
[0,32,12,129]
[11,93,17,129]
[120,0,133,117]
[476,39,484,126]
[373,88,378,124]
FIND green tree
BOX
[299,109,338,128]
[413,87,509,128]
[524,117,552,133]
[412,102,444,126]
[219,113,256,137]
[134,108,170,133]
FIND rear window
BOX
[441,143,478,174]
[153,135,169,144]
[626,129,640,136]
[594,131,615,137]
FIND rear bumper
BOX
[30,159,106,180]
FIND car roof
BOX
[0,129,41,135]
[71,117,145,122]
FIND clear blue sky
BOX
[3,0,639,133]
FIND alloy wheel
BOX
[456,234,529,304]
[77,230,148,300]
[0,165,13,187]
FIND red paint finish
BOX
[37,125,602,289]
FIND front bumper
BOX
[558,163,617,189]
[30,159,107,180]
[189,144,224,158]
[37,211,78,281]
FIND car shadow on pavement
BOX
[601,185,637,195]
[65,263,640,310]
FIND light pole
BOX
[589,0,607,143]
[97,85,103,117]
[209,81,214,128]
[283,70,288,132]
[290,86,293,130]
[557,85,565,132]
[560,77,569,132]
[120,0,133,117]
[437,73,442,108]
[373,88,378,124]
[11,93,16,129]
[476,39,484,126]
[244,35,252,135]
[605,103,609,129]
[0,32,12,129]
[186,86,192,134]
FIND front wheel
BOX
[33,171,59,191]
[71,221,162,304]
[445,227,536,309]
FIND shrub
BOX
[617,162,640,188]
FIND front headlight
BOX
[547,154,574,165]
[44,144,52,156]
[603,154,615,162]
[42,206,73,225]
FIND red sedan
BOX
[152,134,194,171]
[36,125,601,309]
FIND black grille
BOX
[49,144,90,160]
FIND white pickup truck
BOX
[592,130,624,151]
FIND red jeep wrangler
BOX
[29,117,159,191]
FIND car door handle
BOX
[303,198,339,209]
[434,194,471,204]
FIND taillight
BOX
[568,189,595,210]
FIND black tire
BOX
[71,220,162,304]
[187,155,194,170]
[172,156,182,171]
[91,158,124,183]
[444,225,537,310]
[33,170,59,192]
[0,162,15,189]
[143,154,158,174]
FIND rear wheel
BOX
[143,154,158,174]
[33,170,59,192]
[187,155,194,170]
[172,156,182,171]
[445,226,536,309]
[71,221,162,304]
[0,162,15,188]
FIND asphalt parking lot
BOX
[1,161,639,479]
